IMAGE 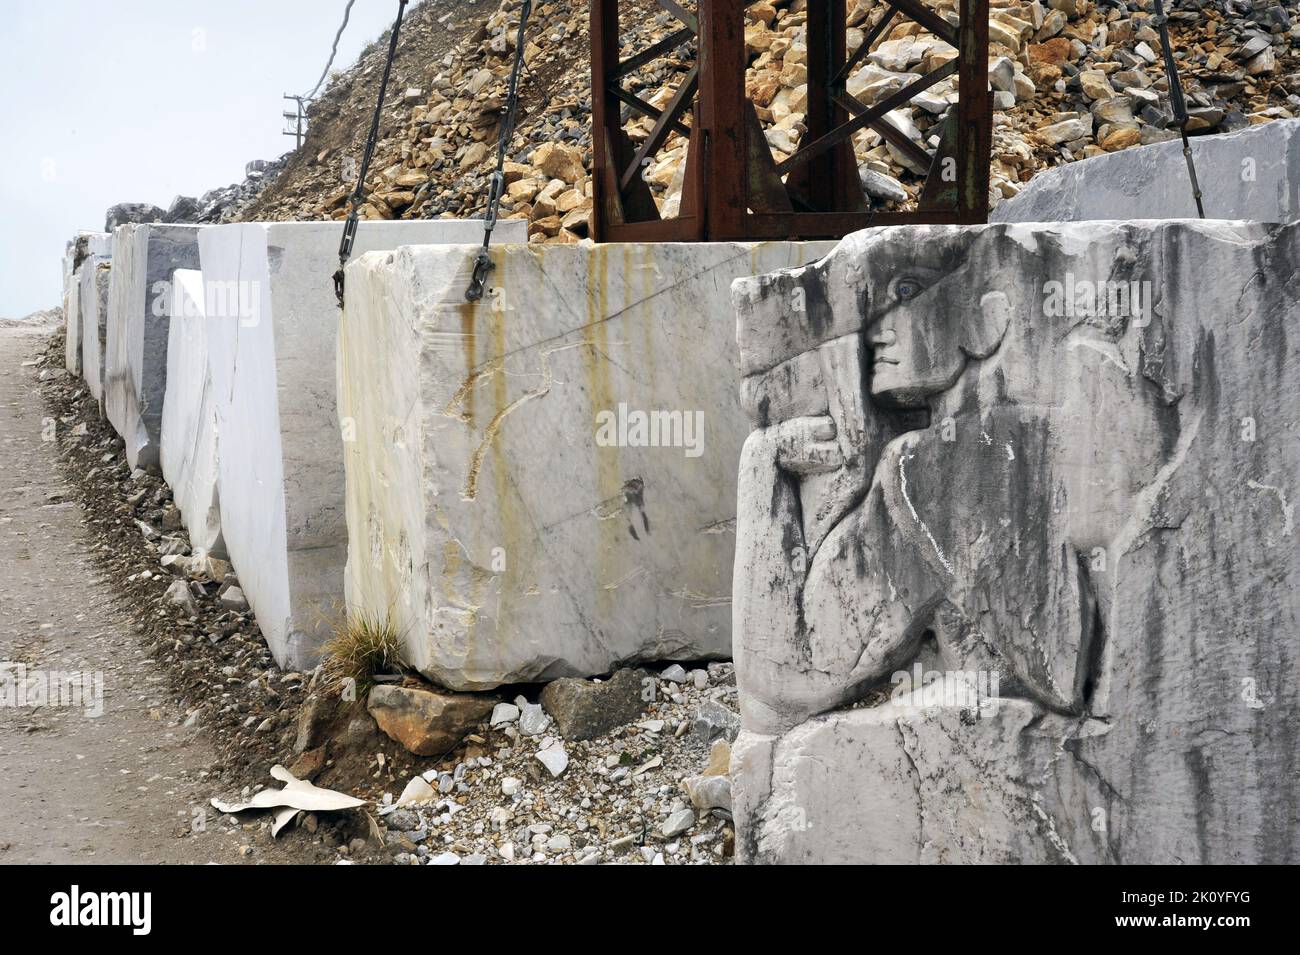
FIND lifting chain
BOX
[466,0,534,302]
[334,0,410,308]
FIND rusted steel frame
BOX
[775,59,957,175]
[613,26,696,78]
[955,0,990,221]
[655,0,699,32]
[698,0,748,239]
[794,0,850,211]
[834,89,933,172]
[606,84,693,138]
[589,0,620,240]
[601,215,702,242]
[831,4,899,86]
[890,0,958,46]
[619,66,699,192]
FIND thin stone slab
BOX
[730,220,1299,864]
[160,269,223,558]
[195,219,525,670]
[340,239,834,690]
[105,224,202,470]
[993,118,1300,223]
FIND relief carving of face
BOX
[867,265,1010,408]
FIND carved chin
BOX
[870,365,961,407]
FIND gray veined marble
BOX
[730,219,1299,864]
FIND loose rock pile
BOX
[368,664,739,865]
[104,158,287,234]
[238,0,1299,242]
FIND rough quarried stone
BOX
[993,118,1300,223]
[194,220,524,670]
[730,220,1299,864]
[339,239,835,690]
[105,202,164,232]
[105,224,203,470]
[160,269,223,558]
[367,684,496,757]
[539,668,650,740]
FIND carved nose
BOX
[870,328,896,347]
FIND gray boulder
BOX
[539,668,650,740]
[104,202,165,232]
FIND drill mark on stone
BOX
[623,477,649,540]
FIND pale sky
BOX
[0,0,409,317]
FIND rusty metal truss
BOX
[590,0,991,242]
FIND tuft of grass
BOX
[321,611,404,698]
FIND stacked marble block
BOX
[728,220,1299,864]
[80,243,114,409]
[338,240,835,691]
[159,269,223,558]
[62,232,112,380]
[184,220,528,670]
[105,224,203,470]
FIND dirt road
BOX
[0,322,258,864]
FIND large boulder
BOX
[338,239,835,690]
[104,202,165,233]
[539,668,651,740]
[730,219,1299,864]
[367,684,496,757]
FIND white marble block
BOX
[196,219,524,670]
[160,269,223,558]
[63,232,111,377]
[339,239,834,690]
[105,224,203,470]
[993,118,1300,224]
[64,279,82,376]
[80,255,113,407]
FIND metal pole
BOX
[1152,0,1205,218]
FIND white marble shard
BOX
[105,224,203,470]
[196,219,524,670]
[339,239,834,690]
[730,219,1300,864]
[160,268,224,558]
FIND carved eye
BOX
[895,277,923,301]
